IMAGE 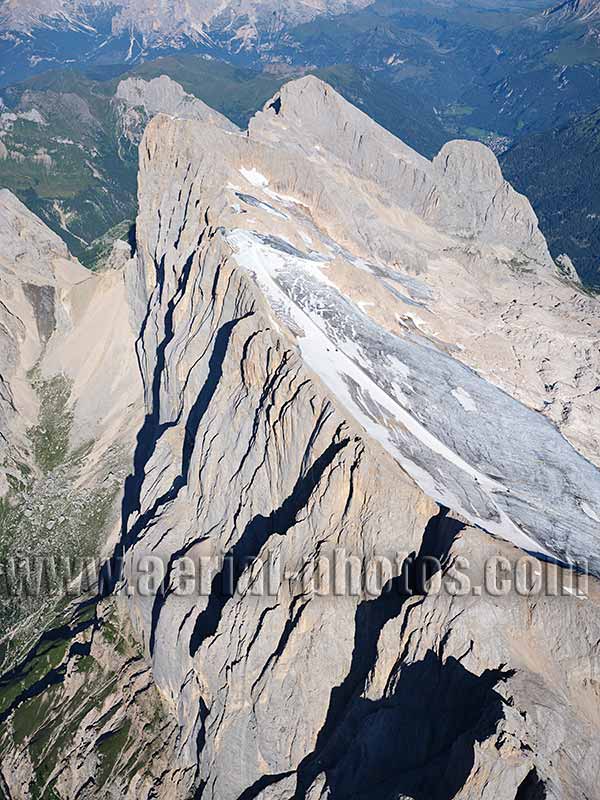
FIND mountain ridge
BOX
[0,74,599,800]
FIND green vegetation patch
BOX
[96,721,132,787]
[444,104,475,118]
[0,368,125,641]
[81,219,133,270]
[0,633,70,717]
[27,372,73,474]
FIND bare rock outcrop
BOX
[118,77,600,797]
[0,188,141,490]
[115,76,238,146]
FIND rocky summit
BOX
[0,77,599,800]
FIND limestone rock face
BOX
[249,78,552,261]
[432,139,553,261]
[1,78,600,800]
[130,76,600,574]
[115,76,238,145]
[0,188,140,483]
[112,77,600,798]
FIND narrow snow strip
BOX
[452,387,478,413]
[582,502,600,523]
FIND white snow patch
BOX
[451,387,478,413]
[240,167,269,188]
[357,301,375,312]
[563,586,588,600]
[264,187,305,207]
[582,502,600,523]
[86,161,103,181]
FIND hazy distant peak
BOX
[0,0,374,38]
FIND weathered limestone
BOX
[115,78,600,797]
[115,76,239,146]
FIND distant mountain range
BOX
[2,0,600,87]
[0,0,373,84]
[544,0,600,25]
[0,0,373,37]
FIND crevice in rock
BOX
[110,308,254,601]
[515,767,547,800]
[192,697,210,790]
[251,595,311,695]
[268,96,282,115]
[293,506,467,799]
[236,770,294,800]
[127,222,137,257]
[189,430,351,657]
[101,232,253,597]
[122,248,197,532]
[149,536,209,655]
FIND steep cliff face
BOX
[1,78,600,800]
[130,78,600,572]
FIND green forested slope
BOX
[501,108,600,287]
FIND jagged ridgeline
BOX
[0,56,450,276]
[1,78,600,798]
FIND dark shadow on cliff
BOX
[309,651,514,800]
[291,507,515,800]
[189,432,351,657]
[99,238,253,600]
[515,767,547,800]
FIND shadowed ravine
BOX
[224,507,520,800]
[101,223,254,599]
[188,430,351,657]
